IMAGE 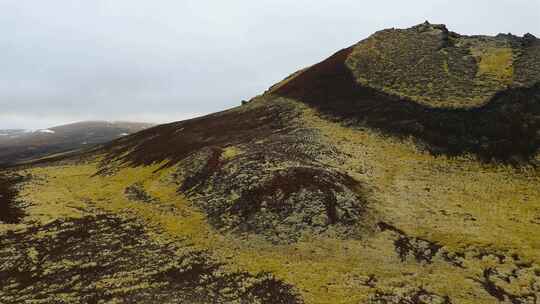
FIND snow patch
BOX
[37,129,55,134]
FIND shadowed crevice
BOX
[0,173,27,224]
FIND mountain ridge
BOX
[0,120,153,165]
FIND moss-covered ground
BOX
[2,97,539,303]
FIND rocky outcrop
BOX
[270,25,540,163]
[101,99,370,243]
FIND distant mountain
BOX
[0,121,153,165]
[1,23,540,303]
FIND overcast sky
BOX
[1,0,539,129]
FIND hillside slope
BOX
[1,23,540,303]
[0,121,153,165]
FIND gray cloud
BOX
[1,0,539,129]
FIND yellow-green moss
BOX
[473,47,514,84]
[221,146,244,160]
[345,27,525,109]
[8,99,540,303]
